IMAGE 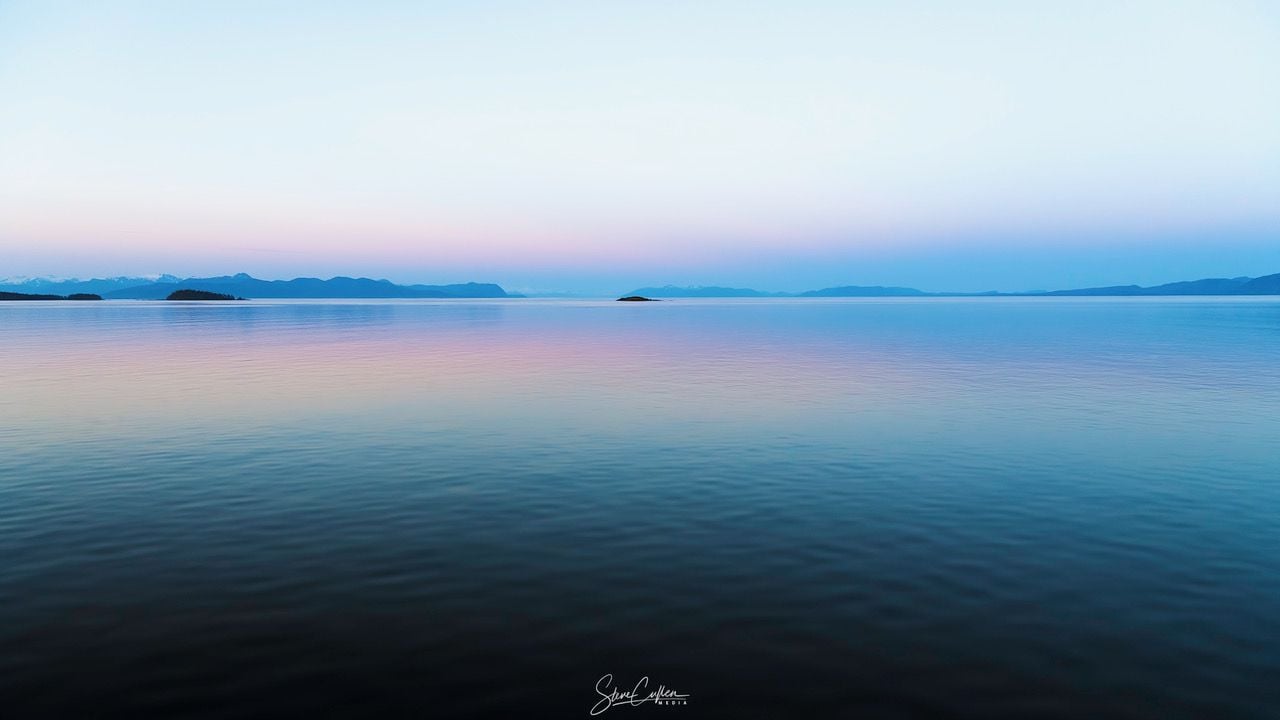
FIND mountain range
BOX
[0,273,515,299]
[628,285,928,298]
[3,272,1278,299]
[629,273,1280,298]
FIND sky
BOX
[1,0,1278,294]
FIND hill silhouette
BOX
[104,273,514,299]
[626,272,1280,298]
[166,289,241,301]
[0,291,102,301]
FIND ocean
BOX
[2,297,1278,718]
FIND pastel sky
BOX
[2,0,1278,293]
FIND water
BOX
[2,297,1278,719]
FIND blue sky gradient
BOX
[1,1,1277,292]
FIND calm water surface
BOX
[2,298,1278,718]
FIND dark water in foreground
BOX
[2,298,1278,719]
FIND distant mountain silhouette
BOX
[0,275,179,296]
[1242,273,1280,293]
[624,284,922,297]
[627,273,1280,298]
[1041,277,1254,296]
[1,291,63,300]
[5,271,1279,300]
[0,291,101,301]
[102,273,513,299]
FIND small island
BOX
[166,289,244,301]
[616,296,659,302]
[0,291,102,301]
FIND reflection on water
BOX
[2,298,1279,718]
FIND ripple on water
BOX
[1,298,1279,718]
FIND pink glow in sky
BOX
[2,1,1278,292]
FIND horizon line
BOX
[4,268,1279,298]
